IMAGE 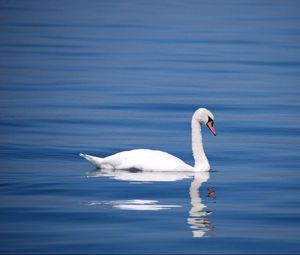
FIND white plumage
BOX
[80,108,216,172]
[81,149,193,172]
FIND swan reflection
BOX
[87,169,214,237]
[188,171,214,237]
[87,199,181,211]
[88,168,194,182]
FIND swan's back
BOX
[101,149,193,171]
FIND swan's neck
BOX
[191,118,210,171]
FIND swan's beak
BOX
[207,121,217,136]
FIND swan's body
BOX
[81,149,194,172]
[80,108,216,172]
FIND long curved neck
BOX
[191,118,209,171]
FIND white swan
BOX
[80,108,216,172]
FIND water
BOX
[1,0,300,254]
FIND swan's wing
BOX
[102,149,193,171]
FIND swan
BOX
[80,107,216,172]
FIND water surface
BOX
[1,0,300,254]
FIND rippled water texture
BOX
[1,0,300,254]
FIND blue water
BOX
[1,0,300,254]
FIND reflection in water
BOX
[88,168,194,182]
[208,187,216,200]
[88,199,181,211]
[87,169,214,237]
[188,172,213,237]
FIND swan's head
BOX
[193,108,217,136]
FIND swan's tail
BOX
[79,153,103,168]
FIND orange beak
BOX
[207,120,217,136]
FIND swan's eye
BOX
[207,116,214,126]
[206,116,217,136]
